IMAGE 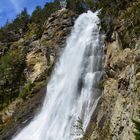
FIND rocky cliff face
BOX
[0,9,76,139]
[84,1,140,139]
[26,9,76,83]
[87,33,140,140]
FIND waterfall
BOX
[12,11,104,140]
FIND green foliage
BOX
[67,0,83,13]
[31,1,60,26]
[133,118,140,140]
[0,1,62,108]
[31,6,45,26]
[43,2,60,19]
[0,8,30,42]
[72,117,84,140]
[0,43,10,57]
[97,0,131,17]
[120,1,140,48]
[0,0,96,109]
[0,22,11,42]
[0,48,26,108]
[101,122,111,140]
[0,0,96,43]
[72,117,91,140]
[19,81,34,99]
[66,0,94,13]
[0,49,25,84]
[10,8,30,32]
[0,1,61,42]
[97,0,125,39]
[85,0,96,9]
[24,23,42,40]
[29,2,60,39]
[97,0,140,46]
[31,2,59,39]
[133,83,140,140]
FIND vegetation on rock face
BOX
[98,1,140,139]
[133,84,140,140]
[0,0,96,43]
[19,81,34,100]
[0,2,60,43]
[120,1,140,48]
[97,0,140,48]
[0,48,26,109]
[0,8,30,42]
[133,117,140,140]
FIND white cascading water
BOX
[12,11,104,140]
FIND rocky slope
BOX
[86,1,140,139]
[87,33,140,140]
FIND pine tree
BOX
[12,8,30,33]
[31,6,44,25]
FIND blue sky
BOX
[0,0,53,27]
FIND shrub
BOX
[133,119,140,139]
[19,81,34,100]
[0,48,26,108]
